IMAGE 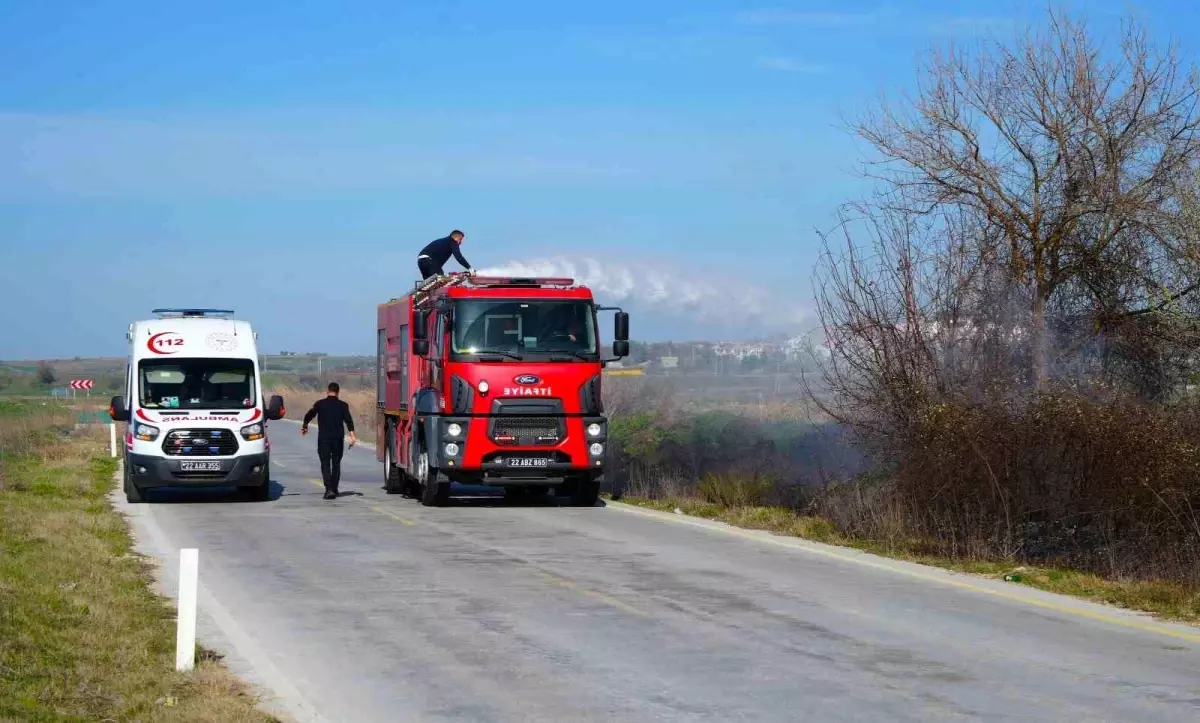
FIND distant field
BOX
[5,355,826,408]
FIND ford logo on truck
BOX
[514,374,541,385]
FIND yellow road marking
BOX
[533,570,647,617]
[608,502,1200,644]
[370,505,416,526]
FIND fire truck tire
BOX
[384,445,403,494]
[418,449,450,506]
[568,475,600,507]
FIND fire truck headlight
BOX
[135,424,160,441]
[477,380,490,394]
[446,422,463,438]
[445,442,460,457]
[589,442,604,456]
[586,423,602,438]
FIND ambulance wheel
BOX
[418,448,449,507]
[123,463,144,504]
[248,478,271,502]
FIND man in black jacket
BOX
[417,229,472,279]
[301,382,357,500]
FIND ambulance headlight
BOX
[446,422,463,438]
[135,423,160,441]
[240,423,264,441]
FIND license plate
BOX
[506,457,550,468]
[179,461,222,471]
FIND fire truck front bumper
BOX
[431,415,607,479]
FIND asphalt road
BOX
[114,423,1200,723]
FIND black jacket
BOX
[302,396,355,442]
[418,235,471,270]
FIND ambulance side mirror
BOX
[109,395,129,422]
[266,395,285,421]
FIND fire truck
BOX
[375,272,630,506]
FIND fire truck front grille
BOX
[162,429,240,457]
[490,417,563,446]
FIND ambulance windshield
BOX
[452,299,597,359]
[139,359,257,410]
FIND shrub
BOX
[698,471,776,508]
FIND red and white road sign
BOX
[69,379,94,390]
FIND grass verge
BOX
[0,401,275,722]
[617,494,1200,626]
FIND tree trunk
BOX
[1031,289,1048,391]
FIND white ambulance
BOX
[108,308,285,502]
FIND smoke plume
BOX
[476,256,807,329]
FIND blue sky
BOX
[0,0,1186,358]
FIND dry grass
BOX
[0,401,276,722]
[271,385,378,443]
[617,489,1200,626]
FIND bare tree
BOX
[850,9,1200,390]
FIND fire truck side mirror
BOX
[412,310,429,340]
[612,340,630,358]
[614,312,630,341]
[412,339,430,356]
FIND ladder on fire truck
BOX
[406,272,578,309]
[409,272,472,309]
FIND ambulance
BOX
[108,308,285,502]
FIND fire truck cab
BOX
[376,273,630,506]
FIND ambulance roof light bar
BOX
[151,308,236,319]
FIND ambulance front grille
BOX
[162,429,240,456]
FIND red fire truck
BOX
[375,272,630,506]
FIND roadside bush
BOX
[812,393,1200,583]
[698,471,776,508]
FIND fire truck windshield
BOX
[138,359,257,409]
[451,299,597,360]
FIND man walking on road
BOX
[301,382,357,500]
[417,229,472,280]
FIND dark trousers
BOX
[418,257,442,280]
[317,437,344,493]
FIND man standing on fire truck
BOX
[417,229,472,280]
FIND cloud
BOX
[756,57,828,74]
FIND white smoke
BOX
[476,256,807,328]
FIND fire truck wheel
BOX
[418,449,450,506]
[568,475,600,507]
[384,445,403,494]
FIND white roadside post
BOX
[109,422,117,458]
[176,548,199,672]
